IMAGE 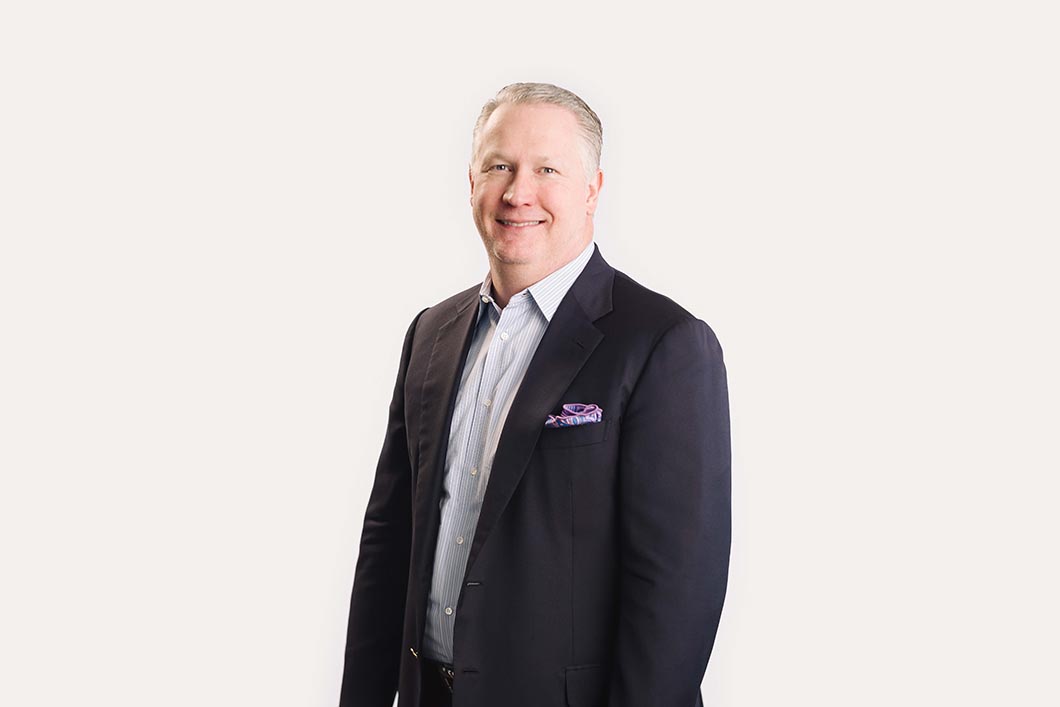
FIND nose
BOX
[502,169,535,207]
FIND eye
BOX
[541,167,557,174]
[489,164,511,172]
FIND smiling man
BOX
[339,83,731,707]
[470,99,603,306]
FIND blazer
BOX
[340,244,730,707]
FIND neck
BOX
[488,236,592,308]
[488,267,539,309]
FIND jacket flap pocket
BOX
[564,664,606,707]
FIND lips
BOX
[497,219,545,228]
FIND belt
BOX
[424,658,455,694]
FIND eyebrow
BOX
[478,152,557,165]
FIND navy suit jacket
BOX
[340,244,730,707]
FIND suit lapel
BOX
[462,246,615,582]
[411,288,479,640]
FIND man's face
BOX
[470,102,602,276]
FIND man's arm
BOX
[339,308,426,707]
[608,315,731,707]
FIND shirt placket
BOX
[432,295,526,660]
[448,300,519,582]
[469,301,512,503]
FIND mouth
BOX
[496,219,545,228]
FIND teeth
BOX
[500,220,541,227]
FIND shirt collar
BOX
[477,240,596,322]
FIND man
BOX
[340,83,730,707]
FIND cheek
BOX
[545,188,586,219]
[473,182,504,206]
[470,191,490,213]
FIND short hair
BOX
[471,82,603,182]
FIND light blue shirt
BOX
[421,239,596,663]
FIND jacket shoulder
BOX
[409,284,479,333]
[610,268,717,341]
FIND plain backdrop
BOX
[2,2,1058,706]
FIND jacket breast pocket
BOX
[537,418,612,450]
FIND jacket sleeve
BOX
[339,308,427,707]
[607,315,731,707]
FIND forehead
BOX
[477,102,582,159]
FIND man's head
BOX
[471,83,603,180]
[469,83,604,283]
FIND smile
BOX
[497,219,544,228]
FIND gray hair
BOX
[471,82,603,181]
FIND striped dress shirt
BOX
[421,239,596,664]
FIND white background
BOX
[2,2,1058,705]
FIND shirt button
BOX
[483,399,491,407]
[481,295,490,303]
[456,536,464,544]
[470,467,478,476]
[445,607,453,616]
[500,331,509,341]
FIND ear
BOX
[469,165,475,203]
[585,169,604,215]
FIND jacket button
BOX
[410,647,419,658]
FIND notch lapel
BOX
[462,248,615,582]
[410,289,479,644]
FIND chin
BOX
[492,238,542,263]
[490,246,534,266]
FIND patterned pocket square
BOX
[544,403,603,428]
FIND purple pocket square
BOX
[544,403,602,428]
